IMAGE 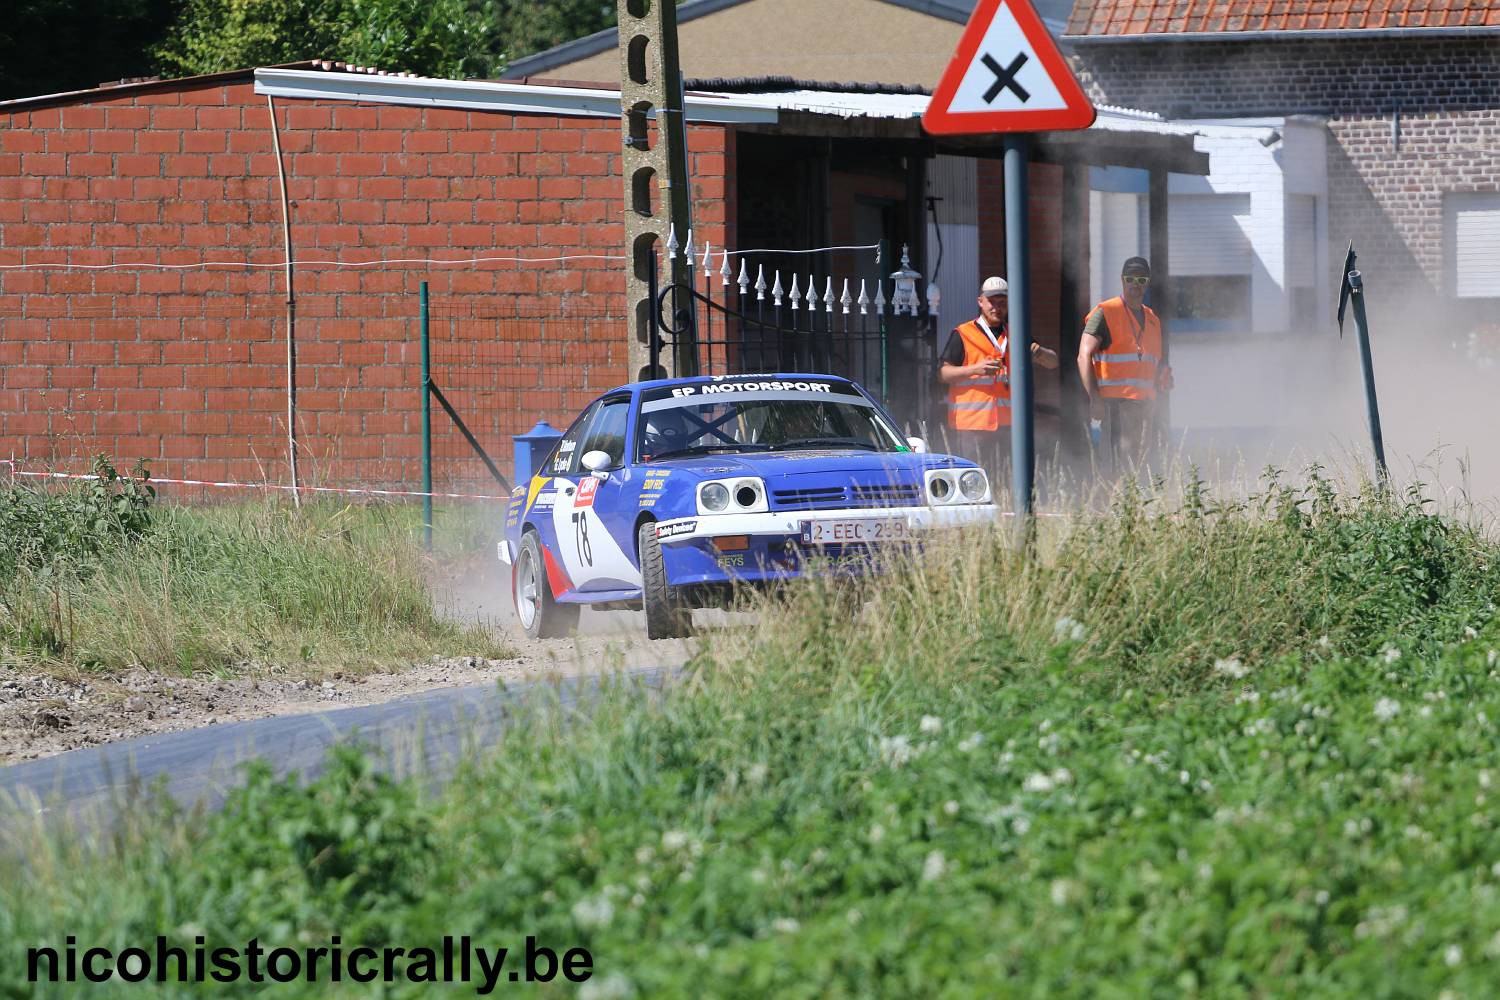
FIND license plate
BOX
[799,517,910,545]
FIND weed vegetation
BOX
[0,460,508,676]
[5,475,1500,996]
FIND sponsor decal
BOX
[656,520,697,540]
[670,380,834,398]
[552,439,577,474]
[575,476,599,509]
[639,496,659,509]
[524,476,554,517]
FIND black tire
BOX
[638,520,692,640]
[513,531,580,639]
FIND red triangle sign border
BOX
[922,0,1097,135]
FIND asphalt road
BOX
[0,665,673,827]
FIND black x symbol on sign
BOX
[981,52,1031,104]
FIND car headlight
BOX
[959,469,988,501]
[700,482,730,512]
[697,477,768,515]
[928,473,953,503]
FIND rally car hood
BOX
[645,450,974,480]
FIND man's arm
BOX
[1078,310,1109,419]
[937,329,1000,385]
[1030,342,1060,370]
[939,358,1001,385]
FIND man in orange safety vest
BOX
[1078,257,1175,469]
[939,275,1059,475]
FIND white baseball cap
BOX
[980,276,1008,297]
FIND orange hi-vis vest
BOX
[1087,296,1163,402]
[946,318,1011,431]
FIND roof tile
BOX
[1065,0,1500,34]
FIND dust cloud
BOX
[1169,302,1499,511]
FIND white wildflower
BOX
[868,824,885,844]
[1465,626,1479,639]
[1213,657,1250,679]
[1444,944,1463,968]
[1381,644,1402,664]
[579,972,636,1000]
[1050,878,1076,906]
[1051,767,1073,786]
[879,734,915,767]
[921,850,947,882]
[771,917,800,934]
[846,908,863,924]
[1316,635,1332,650]
[1053,616,1086,642]
[1374,697,1401,721]
[1023,772,1055,793]
[1479,711,1490,727]
[944,800,960,816]
[1315,890,1330,906]
[1012,815,1032,836]
[749,868,767,885]
[661,829,690,851]
[571,895,614,929]
[634,846,655,865]
[746,762,768,785]
[1419,705,1434,718]
[919,714,943,734]
[1481,771,1492,789]
[1487,929,1500,959]
[958,732,984,753]
[1197,863,1213,881]
[631,893,645,908]
[1235,690,1261,705]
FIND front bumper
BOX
[654,503,996,544]
[656,503,997,587]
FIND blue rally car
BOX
[498,373,997,640]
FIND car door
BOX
[551,395,642,592]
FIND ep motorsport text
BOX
[28,935,592,992]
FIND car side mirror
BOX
[581,450,613,476]
[906,437,928,454]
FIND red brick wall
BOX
[0,78,734,491]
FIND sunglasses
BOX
[1123,275,1151,286]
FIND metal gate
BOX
[649,240,943,431]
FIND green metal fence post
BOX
[420,281,432,550]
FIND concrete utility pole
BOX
[617,0,695,379]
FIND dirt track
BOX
[0,561,694,765]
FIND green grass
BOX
[0,466,511,676]
[4,477,1500,996]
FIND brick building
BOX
[0,64,727,490]
[1064,0,1500,330]
[0,59,1204,490]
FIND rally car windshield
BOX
[638,382,905,463]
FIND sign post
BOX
[923,0,1095,525]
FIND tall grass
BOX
[4,475,1500,996]
[0,467,510,675]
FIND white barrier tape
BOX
[0,461,510,502]
[0,253,628,272]
[0,461,1065,516]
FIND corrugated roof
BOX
[1066,0,1500,36]
[0,60,412,111]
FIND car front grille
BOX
[771,483,921,511]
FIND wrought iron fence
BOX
[650,235,944,433]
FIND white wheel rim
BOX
[516,548,540,628]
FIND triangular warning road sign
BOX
[923,0,1096,135]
